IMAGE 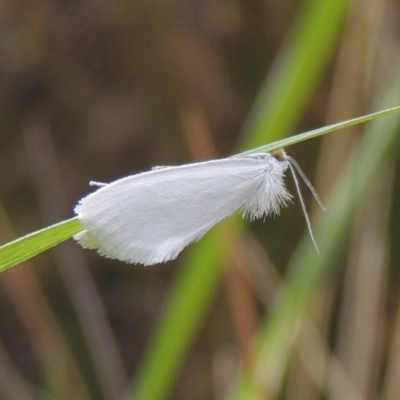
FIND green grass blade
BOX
[237,105,400,155]
[2,105,398,276]
[0,217,83,273]
[133,100,400,399]
[131,101,400,399]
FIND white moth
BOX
[74,150,324,266]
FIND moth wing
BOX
[75,158,266,265]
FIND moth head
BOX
[270,149,286,161]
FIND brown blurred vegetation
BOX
[1,0,400,399]
[0,1,300,399]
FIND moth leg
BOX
[89,181,108,187]
[152,165,171,170]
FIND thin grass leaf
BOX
[237,105,400,156]
[132,102,400,400]
[0,218,83,273]
[2,104,399,275]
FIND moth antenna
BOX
[287,161,320,254]
[287,157,326,211]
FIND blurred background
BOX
[1,0,400,399]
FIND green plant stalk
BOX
[128,108,400,400]
[0,218,83,273]
[130,0,353,396]
[241,0,350,147]
[132,229,227,400]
